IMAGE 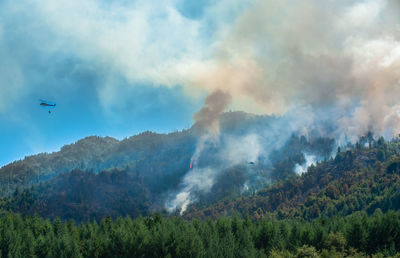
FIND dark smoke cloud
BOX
[193,90,232,134]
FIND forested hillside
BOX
[0,112,336,197]
[184,136,400,220]
[1,112,266,195]
[0,112,336,221]
[0,137,332,222]
[1,132,400,226]
[0,170,151,221]
[0,130,195,196]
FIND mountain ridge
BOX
[0,111,343,221]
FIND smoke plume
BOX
[191,90,232,166]
[193,90,232,135]
[179,0,400,141]
[168,90,231,213]
[167,167,216,213]
[294,153,318,175]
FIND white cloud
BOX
[341,0,384,29]
[31,0,206,105]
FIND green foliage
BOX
[0,211,399,257]
[0,121,337,222]
[0,169,151,222]
[0,131,197,196]
[295,245,319,258]
[324,232,347,253]
[387,159,400,174]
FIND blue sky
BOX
[0,0,236,166]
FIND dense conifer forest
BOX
[1,210,400,257]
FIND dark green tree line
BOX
[1,210,400,257]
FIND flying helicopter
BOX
[39,99,56,113]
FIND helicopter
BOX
[39,99,56,113]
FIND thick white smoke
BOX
[220,134,263,166]
[294,153,318,175]
[167,167,216,213]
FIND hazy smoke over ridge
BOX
[181,0,400,142]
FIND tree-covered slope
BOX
[0,111,268,195]
[0,111,336,198]
[0,169,151,222]
[0,130,196,196]
[2,134,400,225]
[0,111,337,222]
[184,137,400,220]
[5,111,398,224]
